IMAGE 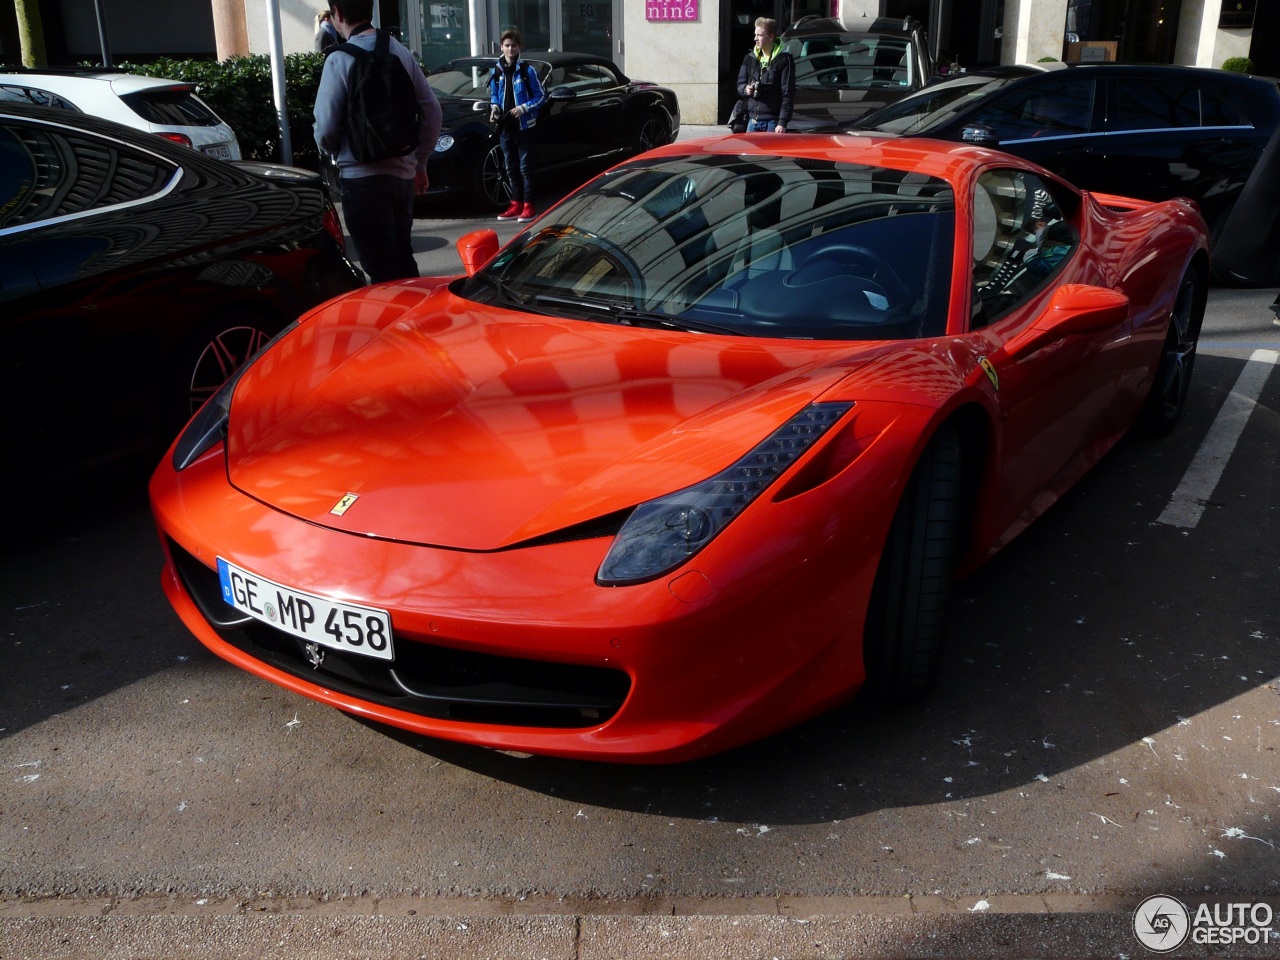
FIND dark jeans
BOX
[499,126,534,204]
[339,174,418,284]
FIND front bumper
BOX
[149,440,894,763]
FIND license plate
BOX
[201,143,233,160]
[216,558,394,661]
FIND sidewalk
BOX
[1,893,1188,959]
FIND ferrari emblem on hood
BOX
[330,493,359,516]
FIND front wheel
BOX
[862,424,963,701]
[1140,267,1204,436]
[473,142,510,210]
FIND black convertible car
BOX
[1,103,364,486]
[425,52,680,208]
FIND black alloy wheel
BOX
[1140,267,1204,436]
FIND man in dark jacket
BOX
[736,18,795,133]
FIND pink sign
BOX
[647,0,698,20]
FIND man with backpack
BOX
[314,0,442,283]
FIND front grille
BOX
[168,538,630,728]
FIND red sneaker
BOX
[496,200,521,221]
[517,202,536,222]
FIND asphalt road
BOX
[2,133,1279,959]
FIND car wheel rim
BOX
[481,146,510,206]
[1157,275,1200,419]
[188,325,270,415]
[638,116,667,152]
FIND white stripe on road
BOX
[1157,349,1279,528]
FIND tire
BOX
[166,311,279,434]
[862,424,963,701]
[1139,266,1204,436]
[634,110,671,156]
[473,142,511,210]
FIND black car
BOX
[779,16,934,132]
[425,52,680,208]
[1,103,364,486]
[850,63,1280,284]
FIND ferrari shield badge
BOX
[330,493,359,516]
[978,357,1000,392]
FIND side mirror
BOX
[960,124,999,146]
[457,229,500,276]
[1006,284,1129,359]
[471,100,490,112]
[549,87,576,101]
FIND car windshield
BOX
[854,74,1017,133]
[786,34,915,91]
[458,154,955,341]
[430,58,549,100]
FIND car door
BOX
[965,167,1125,532]
[962,75,1105,191]
[537,62,627,170]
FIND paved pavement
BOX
[4,127,1278,959]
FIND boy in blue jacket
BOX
[489,29,546,222]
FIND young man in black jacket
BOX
[736,18,795,133]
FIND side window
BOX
[971,169,1078,327]
[558,64,617,95]
[0,84,79,111]
[0,120,177,232]
[1201,90,1248,128]
[1107,80,1198,131]
[973,78,1096,141]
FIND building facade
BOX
[2,0,1270,125]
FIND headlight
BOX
[434,134,455,152]
[171,322,296,471]
[597,402,853,585]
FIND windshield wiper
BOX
[530,294,744,337]
[472,271,526,306]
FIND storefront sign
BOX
[647,0,698,21]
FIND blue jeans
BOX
[748,118,778,132]
[339,174,418,284]
[499,126,534,204]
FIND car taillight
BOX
[156,132,193,148]
[322,206,347,252]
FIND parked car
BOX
[150,132,1207,762]
[1,103,363,486]
[779,15,933,132]
[425,52,679,208]
[0,67,242,160]
[849,62,1280,284]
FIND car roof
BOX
[449,51,622,70]
[782,16,925,39]
[967,61,1280,88]
[0,68,192,96]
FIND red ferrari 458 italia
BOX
[150,134,1208,763]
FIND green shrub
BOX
[114,53,328,169]
[1037,56,1058,62]
[1221,56,1253,73]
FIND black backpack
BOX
[335,30,422,163]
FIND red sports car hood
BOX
[226,284,879,549]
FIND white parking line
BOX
[1157,349,1279,529]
